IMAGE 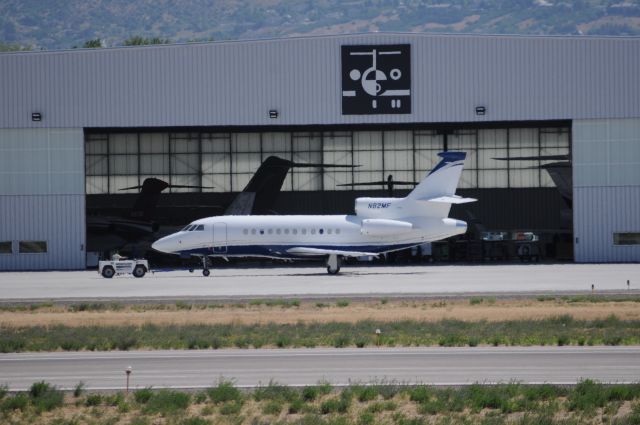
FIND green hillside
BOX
[1,0,639,50]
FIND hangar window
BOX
[85,126,569,196]
[0,241,12,254]
[613,233,640,245]
[19,241,47,254]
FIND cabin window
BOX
[251,229,256,235]
[19,241,47,254]
[311,229,316,235]
[243,229,249,235]
[284,229,290,235]
[268,229,273,235]
[301,229,307,235]
[0,241,12,254]
[260,229,264,235]
[276,229,281,235]
[336,229,341,235]
[195,225,204,231]
[327,229,332,235]
[292,229,298,235]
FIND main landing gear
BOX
[326,254,341,275]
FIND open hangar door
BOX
[83,125,573,267]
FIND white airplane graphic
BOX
[151,152,476,275]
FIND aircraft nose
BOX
[151,236,172,253]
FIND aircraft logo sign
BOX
[341,44,411,115]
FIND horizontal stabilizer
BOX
[287,247,379,257]
[424,195,477,204]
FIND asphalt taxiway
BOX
[1,263,638,302]
[1,347,638,390]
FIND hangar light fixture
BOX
[475,106,486,116]
[31,112,42,121]
[269,109,279,119]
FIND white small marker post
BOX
[125,366,132,394]
[375,328,381,346]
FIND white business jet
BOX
[151,151,476,276]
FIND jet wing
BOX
[286,247,379,257]
[423,195,477,204]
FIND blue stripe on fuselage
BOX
[174,243,418,258]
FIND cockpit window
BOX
[195,225,204,231]
[182,225,192,232]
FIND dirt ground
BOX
[1,298,639,328]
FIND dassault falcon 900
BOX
[151,152,476,275]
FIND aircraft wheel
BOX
[102,266,115,279]
[203,269,210,277]
[327,265,340,275]
[132,265,146,278]
[188,268,194,273]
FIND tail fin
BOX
[407,152,467,200]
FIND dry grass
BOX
[1,298,640,328]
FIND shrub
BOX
[134,387,154,404]
[336,300,350,308]
[289,398,305,414]
[320,393,351,414]
[0,384,7,400]
[262,400,283,415]
[29,381,64,412]
[254,381,298,402]
[85,394,102,406]
[207,380,242,404]
[359,411,375,425]
[355,386,378,402]
[302,386,319,401]
[142,389,191,415]
[219,400,243,415]
[1,393,29,412]
[73,381,85,397]
[409,386,431,404]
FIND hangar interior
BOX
[85,124,572,264]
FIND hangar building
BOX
[0,33,639,270]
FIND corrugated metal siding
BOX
[573,118,640,262]
[574,187,640,262]
[0,128,85,269]
[0,195,85,270]
[1,34,639,129]
[0,128,84,195]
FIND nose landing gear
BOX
[201,256,211,277]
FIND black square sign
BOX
[341,44,411,115]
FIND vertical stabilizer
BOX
[407,152,467,200]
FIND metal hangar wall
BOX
[1,33,639,269]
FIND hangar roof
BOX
[1,33,639,128]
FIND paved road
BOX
[1,347,638,390]
[1,264,639,302]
